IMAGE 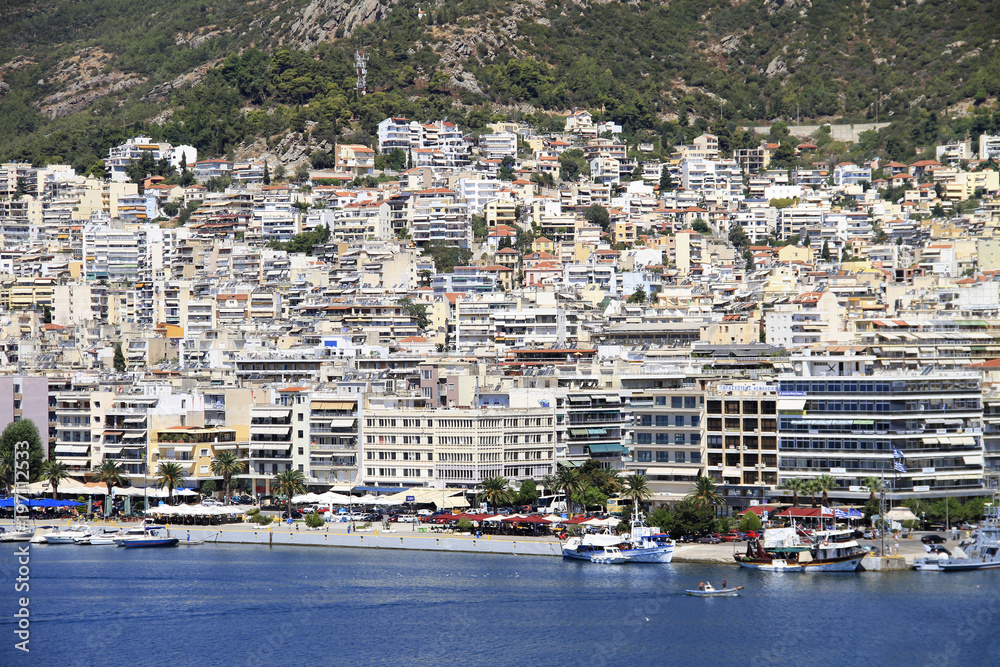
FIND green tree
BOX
[263,161,271,185]
[480,475,514,508]
[95,460,125,516]
[692,219,711,235]
[471,215,488,242]
[804,479,821,508]
[782,478,806,508]
[821,240,831,261]
[295,163,311,182]
[154,461,188,505]
[738,510,762,532]
[272,469,307,520]
[861,476,884,502]
[551,467,584,514]
[686,476,722,509]
[0,419,46,491]
[517,478,538,506]
[211,450,247,505]
[305,512,325,528]
[621,474,652,506]
[728,224,749,252]
[397,297,430,330]
[113,343,126,372]
[40,460,69,499]
[584,204,610,232]
[557,149,587,181]
[659,165,674,191]
[386,148,407,172]
[668,498,718,538]
[200,480,217,496]
[627,286,647,304]
[572,484,609,511]
[814,474,837,507]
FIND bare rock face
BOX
[288,0,396,48]
[38,48,148,118]
[764,0,811,15]
[765,56,788,78]
[143,61,220,102]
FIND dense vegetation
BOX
[2,0,1000,169]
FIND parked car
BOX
[721,532,746,542]
[281,509,303,519]
[201,498,223,506]
[926,544,951,555]
[744,530,763,540]
[921,534,947,544]
[697,534,723,544]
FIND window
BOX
[672,396,682,408]
[685,396,697,409]
[637,451,652,462]
[200,449,209,457]
[690,434,701,446]
[298,447,303,455]
[636,433,652,444]
[674,451,686,463]
[656,451,670,462]
[690,452,702,463]
[691,415,700,428]
[655,396,666,406]
[675,433,686,444]
[298,413,303,421]
[675,415,685,427]
[298,430,304,439]
[655,415,670,426]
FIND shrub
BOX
[457,519,474,532]
[247,507,260,516]
[305,512,324,528]
[251,513,273,525]
[738,511,762,532]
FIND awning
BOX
[123,416,147,423]
[903,347,919,354]
[253,426,292,436]
[102,445,124,454]
[587,428,608,436]
[654,466,700,476]
[327,418,356,429]
[853,419,875,425]
[587,443,629,455]
[570,429,588,436]
[777,398,807,411]
[160,444,194,452]
[601,396,621,404]
[55,445,89,454]
[311,401,356,410]
[964,454,984,465]
[922,437,940,444]
[253,407,292,415]
[250,443,291,451]
[567,395,590,403]
[960,436,977,446]
[103,430,124,436]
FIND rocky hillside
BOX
[1,0,999,168]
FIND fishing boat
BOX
[563,505,674,563]
[734,526,864,572]
[686,582,744,597]
[590,546,628,564]
[937,498,1000,572]
[114,524,179,548]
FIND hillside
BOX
[1,0,999,170]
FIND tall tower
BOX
[354,50,368,96]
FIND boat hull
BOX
[687,588,742,597]
[939,559,1000,571]
[736,555,862,572]
[116,538,179,548]
[44,535,83,544]
[564,544,674,563]
[0,531,34,542]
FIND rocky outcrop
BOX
[288,0,396,48]
[38,49,147,118]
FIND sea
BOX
[2,543,999,666]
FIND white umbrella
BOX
[315,491,352,504]
[541,514,565,524]
[885,507,917,522]
[482,515,505,522]
[375,496,405,506]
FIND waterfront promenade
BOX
[2,517,943,564]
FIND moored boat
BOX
[114,524,179,548]
[735,526,863,572]
[563,505,674,563]
[43,525,92,544]
[937,501,1000,572]
[590,546,628,564]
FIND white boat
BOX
[43,525,92,544]
[937,499,1000,572]
[0,526,35,542]
[113,524,179,548]
[590,546,628,564]
[913,553,949,571]
[686,583,744,597]
[564,505,674,563]
[74,527,121,545]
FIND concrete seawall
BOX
[175,526,565,557]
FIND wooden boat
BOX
[686,583,744,597]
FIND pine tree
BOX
[113,343,126,372]
[659,166,673,191]
[821,240,831,260]
[263,161,271,185]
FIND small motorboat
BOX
[0,526,35,542]
[114,524,179,548]
[44,525,92,544]
[590,546,628,564]
[75,527,121,545]
[686,582,744,597]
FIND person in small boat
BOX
[698,581,705,591]
[722,579,727,590]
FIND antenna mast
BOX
[354,49,368,96]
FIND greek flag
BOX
[834,508,849,519]
[894,461,908,474]
[893,449,905,459]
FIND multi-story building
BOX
[705,385,779,513]
[248,388,311,495]
[308,394,359,488]
[559,391,631,471]
[777,369,985,502]
[629,386,705,502]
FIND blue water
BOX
[2,543,999,666]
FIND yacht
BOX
[563,505,674,563]
[0,525,35,542]
[114,524,179,548]
[937,502,1000,572]
[43,525,92,544]
[74,527,122,545]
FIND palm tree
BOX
[40,460,69,499]
[551,467,583,514]
[621,474,653,507]
[154,462,187,505]
[273,469,306,520]
[480,476,513,509]
[804,479,821,508]
[211,451,247,505]
[861,476,883,502]
[686,476,722,509]
[95,460,125,517]
[782,478,805,508]
[815,474,837,507]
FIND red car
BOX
[721,532,747,542]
